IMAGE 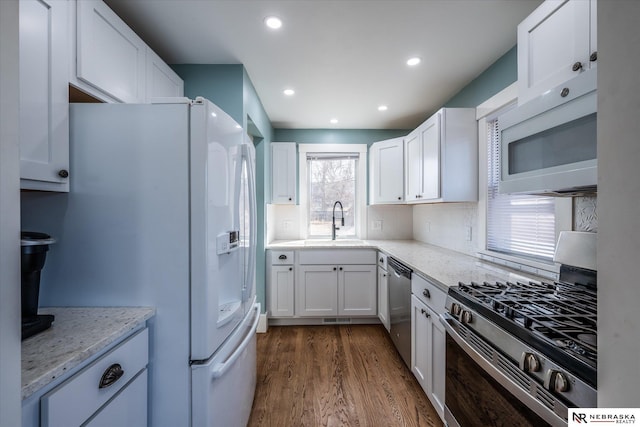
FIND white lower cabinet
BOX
[297,265,340,316]
[411,295,445,420]
[40,328,149,427]
[377,265,390,331]
[411,273,446,421]
[269,265,295,317]
[84,370,147,427]
[296,264,376,317]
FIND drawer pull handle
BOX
[422,289,430,299]
[99,363,124,389]
[278,254,287,260]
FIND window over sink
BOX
[298,144,367,240]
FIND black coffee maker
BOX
[21,231,56,340]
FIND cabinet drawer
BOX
[84,370,148,427]
[411,274,446,314]
[298,249,376,265]
[41,328,149,427]
[377,252,388,270]
[270,250,294,265]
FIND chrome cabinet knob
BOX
[544,370,570,393]
[519,352,541,372]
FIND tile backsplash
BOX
[574,196,597,232]
[412,202,478,256]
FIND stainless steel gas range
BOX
[440,232,597,427]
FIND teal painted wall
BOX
[444,45,517,108]
[171,64,244,124]
[273,129,408,146]
[171,64,274,313]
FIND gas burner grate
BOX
[456,280,597,364]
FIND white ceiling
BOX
[104,0,542,130]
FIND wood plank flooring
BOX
[248,325,444,427]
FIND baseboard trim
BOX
[257,313,268,333]
[268,317,381,327]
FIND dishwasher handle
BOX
[387,257,412,279]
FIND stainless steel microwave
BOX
[499,69,597,196]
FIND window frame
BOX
[475,83,571,277]
[298,144,368,240]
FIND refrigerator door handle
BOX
[211,304,259,380]
[242,143,257,299]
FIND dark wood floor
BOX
[248,324,444,427]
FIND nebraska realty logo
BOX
[569,408,639,425]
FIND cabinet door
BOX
[411,295,432,394]
[84,370,148,427]
[269,265,295,317]
[271,143,297,204]
[371,138,404,204]
[297,265,338,316]
[76,0,146,103]
[404,129,422,202]
[420,113,441,201]
[517,0,591,104]
[338,265,376,316]
[19,0,69,191]
[145,48,184,101]
[430,314,446,420]
[377,267,389,331]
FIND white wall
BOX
[0,0,22,425]
[413,203,479,255]
[597,0,640,407]
[367,205,413,240]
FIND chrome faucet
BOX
[332,201,344,240]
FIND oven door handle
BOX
[439,313,567,427]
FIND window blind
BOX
[486,117,556,261]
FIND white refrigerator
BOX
[21,97,258,426]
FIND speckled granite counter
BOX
[22,307,155,399]
[268,239,543,292]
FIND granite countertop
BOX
[268,239,544,292]
[22,307,155,400]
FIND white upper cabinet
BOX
[369,137,404,204]
[517,0,597,105]
[404,108,477,204]
[271,142,297,204]
[75,0,147,103]
[19,0,70,192]
[145,48,184,101]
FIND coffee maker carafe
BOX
[21,231,55,340]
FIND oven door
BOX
[441,313,566,427]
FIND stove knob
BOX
[461,310,472,324]
[450,303,461,316]
[519,352,540,372]
[544,370,570,393]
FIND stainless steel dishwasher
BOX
[387,257,412,368]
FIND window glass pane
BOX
[308,156,356,237]
[487,116,556,262]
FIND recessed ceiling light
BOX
[264,16,282,29]
[330,118,338,124]
[407,57,421,66]
[378,105,388,111]
[283,89,295,96]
